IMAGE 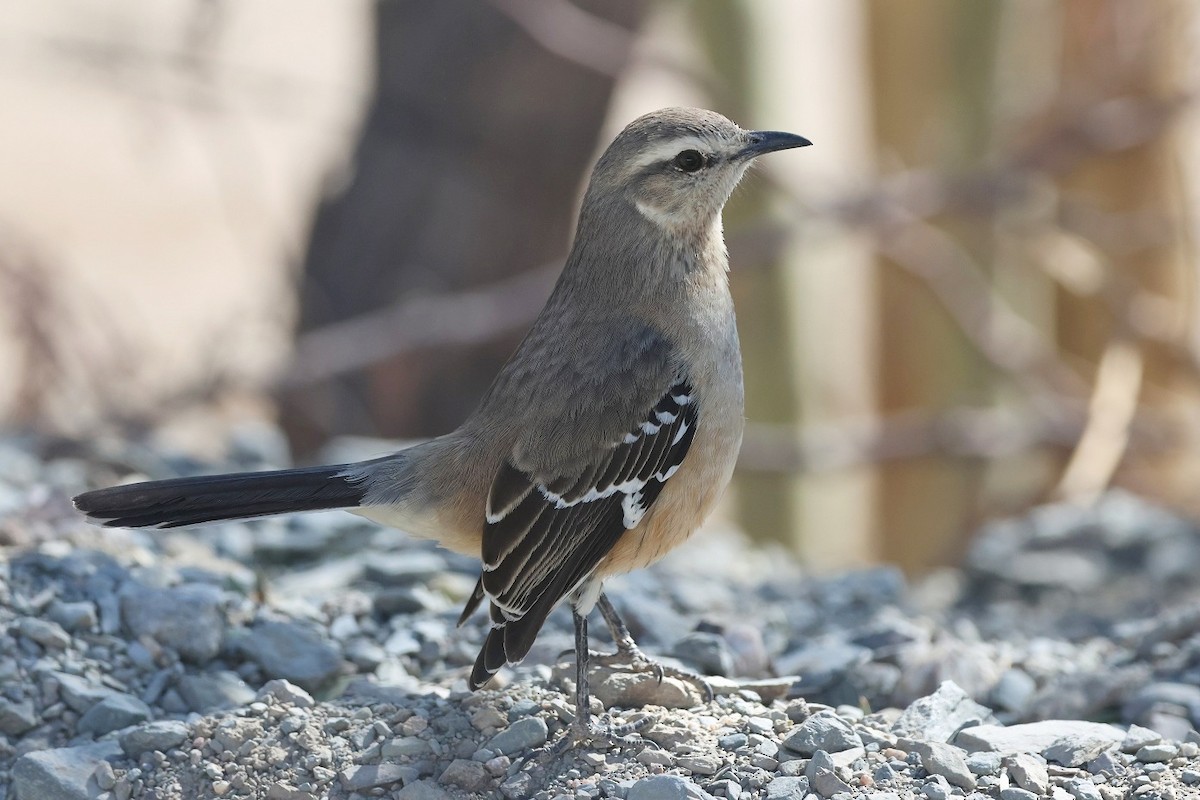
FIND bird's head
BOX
[585,107,811,237]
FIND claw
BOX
[595,593,716,703]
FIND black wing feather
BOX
[466,378,698,687]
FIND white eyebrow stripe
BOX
[630,135,715,171]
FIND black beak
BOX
[738,130,813,159]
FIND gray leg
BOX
[595,592,714,703]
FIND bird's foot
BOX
[592,641,715,704]
[519,712,655,774]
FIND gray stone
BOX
[1007,752,1049,795]
[54,672,114,713]
[991,668,1037,714]
[764,776,809,799]
[1122,681,1200,724]
[255,679,315,708]
[395,778,450,799]
[1135,743,1177,762]
[340,763,415,792]
[499,772,533,800]
[486,716,548,755]
[965,751,1002,775]
[121,584,224,662]
[591,669,700,709]
[903,739,976,789]
[776,640,871,693]
[18,617,71,649]
[893,681,993,743]
[1120,724,1161,753]
[1180,768,1200,786]
[1085,750,1124,776]
[1044,731,1120,768]
[810,767,852,798]
[999,789,1038,800]
[364,551,448,585]
[119,720,191,756]
[438,759,491,792]
[921,776,952,800]
[382,736,431,757]
[236,621,342,692]
[0,697,38,735]
[77,692,152,735]
[627,775,691,800]
[12,740,122,800]
[47,600,98,632]
[675,754,719,775]
[719,732,748,751]
[672,632,735,676]
[781,712,863,755]
[177,671,255,712]
[1064,779,1103,800]
[955,720,1123,756]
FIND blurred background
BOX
[2,0,1198,574]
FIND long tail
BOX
[73,464,366,528]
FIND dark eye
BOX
[672,149,706,172]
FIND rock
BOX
[893,681,993,743]
[486,716,548,755]
[47,600,98,632]
[76,692,152,735]
[438,759,491,792]
[955,720,1123,756]
[591,669,699,709]
[1064,779,1103,800]
[675,754,719,775]
[810,767,853,798]
[776,640,870,693]
[0,697,38,735]
[965,751,1002,776]
[627,775,712,800]
[54,672,114,713]
[382,736,431,757]
[922,776,952,800]
[671,632,735,676]
[781,712,863,755]
[999,789,1038,800]
[903,739,976,789]
[990,668,1037,714]
[1135,743,1177,763]
[18,616,71,649]
[235,621,343,692]
[340,763,416,792]
[363,551,448,585]
[1044,731,1120,768]
[719,732,748,751]
[1007,753,1049,795]
[121,584,225,662]
[255,679,315,709]
[177,671,256,712]
[764,776,809,800]
[1122,682,1200,725]
[11,740,122,800]
[499,771,533,800]
[1120,723,1161,753]
[395,779,450,799]
[119,719,190,756]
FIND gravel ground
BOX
[1,428,1199,800]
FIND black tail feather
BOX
[73,465,365,528]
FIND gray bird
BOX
[74,107,811,748]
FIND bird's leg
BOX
[594,592,714,703]
[538,609,653,759]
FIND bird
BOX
[73,107,811,747]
